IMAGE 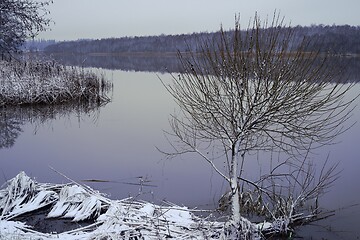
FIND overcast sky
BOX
[38,0,360,41]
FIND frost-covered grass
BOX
[0,60,112,106]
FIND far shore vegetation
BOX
[43,25,360,56]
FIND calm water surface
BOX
[1,62,360,239]
[0,70,225,206]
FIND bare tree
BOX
[161,13,356,236]
[0,0,52,57]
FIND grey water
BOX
[1,56,360,239]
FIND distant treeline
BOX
[44,25,360,55]
[23,39,56,52]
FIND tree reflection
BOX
[46,53,360,83]
[0,109,23,149]
[0,102,105,149]
[44,53,183,73]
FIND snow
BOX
[139,202,155,215]
[47,185,101,221]
[0,171,58,220]
[256,221,272,231]
[162,206,194,227]
[9,190,58,218]
[0,220,28,236]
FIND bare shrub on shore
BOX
[0,60,112,106]
[160,13,357,238]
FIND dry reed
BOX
[0,60,112,106]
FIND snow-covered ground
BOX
[0,172,267,240]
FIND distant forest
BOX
[23,39,56,52]
[43,25,360,55]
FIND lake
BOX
[1,55,359,239]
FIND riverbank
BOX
[0,60,112,106]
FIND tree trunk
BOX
[230,143,241,226]
[230,177,241,225]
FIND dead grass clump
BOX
[0,60,112,106]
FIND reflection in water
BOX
[0,109,23,149]
[0,103,102,149]
[48,53,182,73]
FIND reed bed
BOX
[0,60,112,106]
